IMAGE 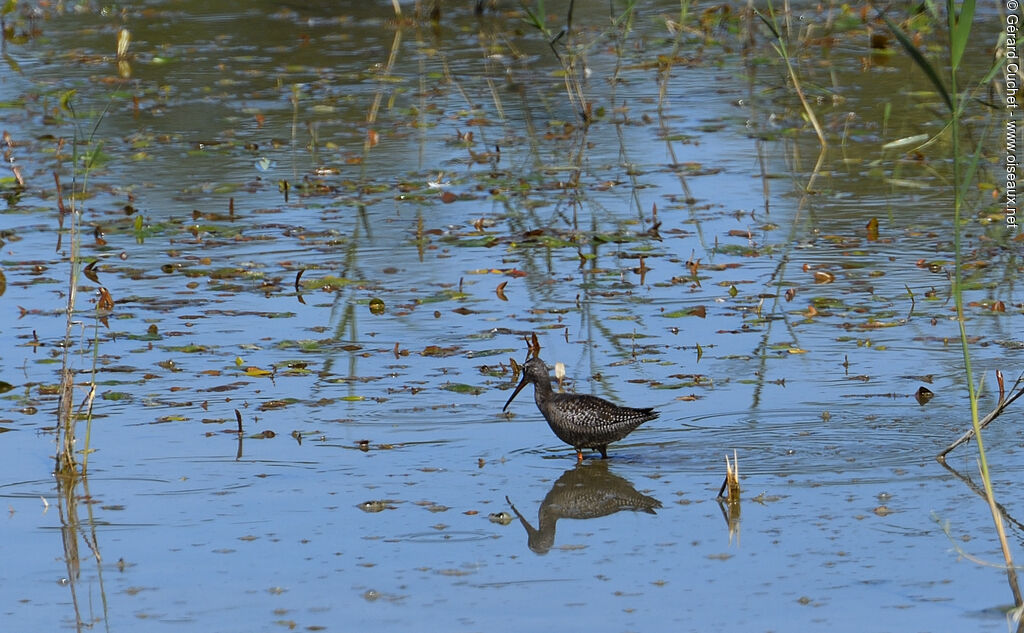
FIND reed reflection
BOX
[56,470,109,631]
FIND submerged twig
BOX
[937,372,1024,460]
[235,409,244,460]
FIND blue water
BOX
[0,1,1021,631]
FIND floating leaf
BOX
[83,261,101,284]
[813,271,835,284]
[880,134,929,150]
[369,297,386,315]
[441,382,483,395]
[0,380,13,394]
[811,297,845,309]
[154,415,188,423]
[161,344,208,353]
[259,399,298,410]
[661,306,706,318]
[422,345,460,357]
[495,281,508,301]
[536,234,576,248]
[446,235,500,247]
[915,386,934,405]
[302,275,353,290]
[201,382,248,393]
[416,289,469,304]
[358,499,395,512]
[244,366,273,377]
[101,391,132,401]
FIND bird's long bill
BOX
[502,375,530,412]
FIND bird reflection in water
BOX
[505,461,662,554]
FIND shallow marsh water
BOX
[0,1,1022,631]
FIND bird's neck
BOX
[532,373,554,404]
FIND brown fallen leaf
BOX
[866,217,879,241]
[422,345,459,357]
[84,260,101,284]
[97,287,115,312]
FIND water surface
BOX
[0,1,1021,631]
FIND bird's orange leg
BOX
[576,449,584,462]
